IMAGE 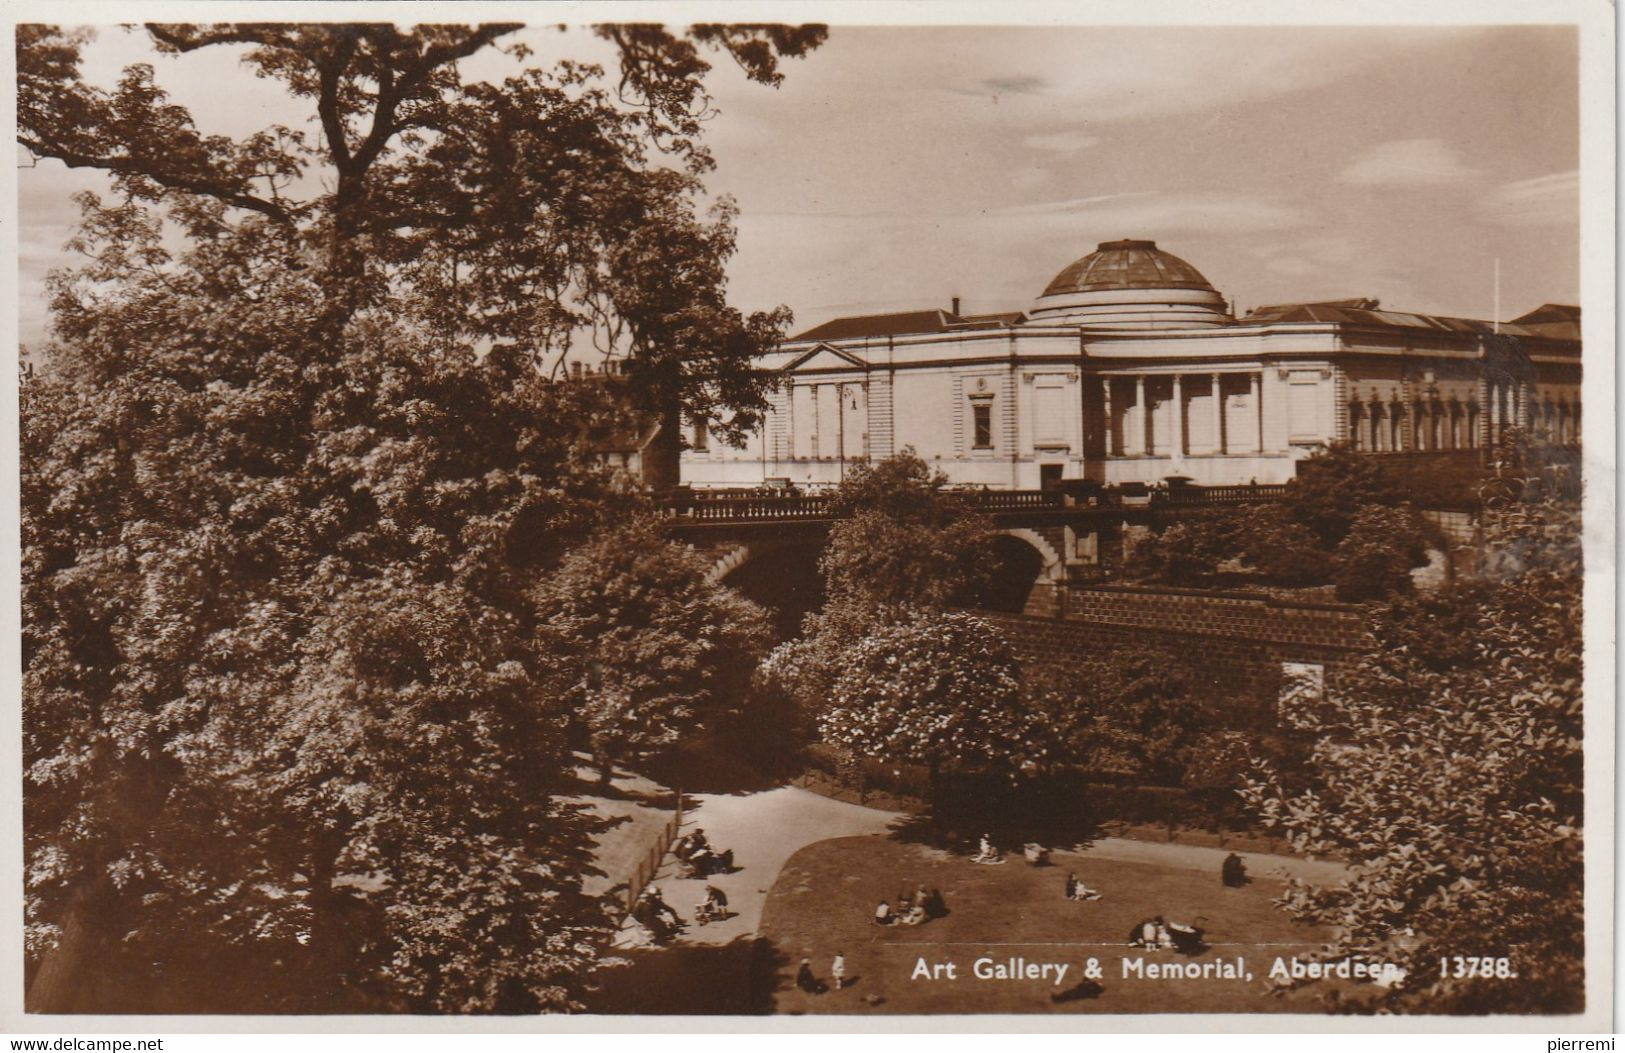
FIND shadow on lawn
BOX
[584,936,788,1015]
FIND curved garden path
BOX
[617,784,1344,949]
[617,786,901,948]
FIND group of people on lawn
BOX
[873,884,949,926]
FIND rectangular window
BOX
[691,416,708,451]
[972,402,993,449]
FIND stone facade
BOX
[681,241,1581,493]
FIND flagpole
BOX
[1493,258,1501,334]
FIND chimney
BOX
[570,361,583,379]
[951,296,961,316]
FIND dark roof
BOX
[1509,304,1581,340]
[1241,301,1580,343]
[1252,297,1381,314]
[952,311,1025,329]
[793,309,962,341]
[1042,239,1216,297]
[1512,303,1580,325]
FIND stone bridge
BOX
[657,483,1288,629]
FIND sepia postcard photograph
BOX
[2,0,1615,1038]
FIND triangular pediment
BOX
[783,343,868,373]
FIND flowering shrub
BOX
[818,609,1048,785]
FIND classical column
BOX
[1210,373,1224,454]
[1101,376,1114,456]
[1171,374,1184,458]
[1135,375,1148,455]
[1250,372,1263,453]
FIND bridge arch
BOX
[706,538,828,638]
[996,527,1064,583]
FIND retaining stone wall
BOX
[989,584,1374,703]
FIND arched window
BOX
[1349,400,1366,450]
[1465,401,1479,448]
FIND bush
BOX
[1332,504,1431,602]
[1133,510,1248,584]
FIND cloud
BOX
[1255,234,1360,278]
[1338,139,1478,187]
[1008,166,1049,192]
[1023,129,1101,153]
[1477,170,1577,226]
[932,27,1476,127]
[997,190,1306,235]
[981,75,1047,96]
[949,73,1049,100]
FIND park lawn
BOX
[759,835,1367,1015]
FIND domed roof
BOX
[1042,239,1216,297]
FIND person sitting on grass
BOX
[873,899,893,926]
[1128,915,1168,949]
[1166,919,1205,954]
[1065,872,1102,901]
[923,887,949,919]
[1222,852,1249,888]
[972,833,1003,864]
[796,958,825,995]
[1024,842,1051,866]
[901,901,927,926]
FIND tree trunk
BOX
[26,875,118,1013]
[303,829,349,1009]
[643,405,684,492]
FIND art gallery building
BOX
[680,239,1582,491]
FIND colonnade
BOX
[1101,371,1266,458]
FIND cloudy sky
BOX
[17,22,1579,348]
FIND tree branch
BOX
[18,135,294,224]
[317,38,357,176]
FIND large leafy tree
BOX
[533,518,773,783]
[820,449,996,609]
[759,450,996,717]
[19,22,823,482]
[20,21,823,1012]
[1241,496,1583,1013]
